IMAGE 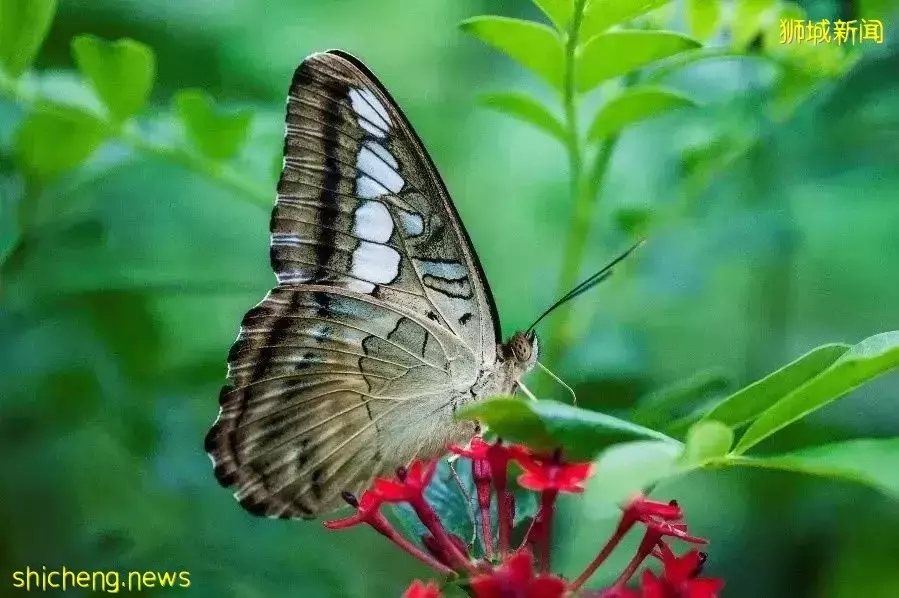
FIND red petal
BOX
[322,513,364,530]
[416,458,438,486]
[402,580,443,598]
[687,578,725,598]
[407,460,425,481]
[505,549,536,585]
[358,491,383,510]
[639,571,666,598]
[629,495,682,520]
[517,471,550,492]
[663,549,702,583]
[527,576,567,598]
[470,575,502,598]
[560,462,594,483]
[372,478,411,502]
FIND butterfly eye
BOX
[510,333,532,362]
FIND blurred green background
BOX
[2,0,899,596]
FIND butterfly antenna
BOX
[536,360,577,406]
[527,238,646,332]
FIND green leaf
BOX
[532,0,574,31]
[72,35,156,123]
[735,332,899,453]
[457,397,678,460]
[581,0,674,39]
[174,89,252,161]
[703,343,850,429]
[583,440,683,517]
[732,0,776,50]
[686,0,721,40]
[587,86,697,141]
[0,0,57,78]
[576,31,701,93]
[459,16,565,90]
[613,205,653,236]
[681,420,733,466]
[14,104,106,180]
[478,91,567,144]
[630,368,731,429]
[730,439,899,501]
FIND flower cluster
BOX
[324,438,723,597]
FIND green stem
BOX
[545,0,626,366]
[543,0,587,366]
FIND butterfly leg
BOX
[517,380,538,402]
[448,459,480,551]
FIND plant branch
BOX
[0,71,271,210]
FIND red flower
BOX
[403,580,443,598]
[469,549,567,598]
[374,460,438,503]
[323,491,386,530]
[516,456,594,493]
[620,496,707,545]
[641,546,724,598]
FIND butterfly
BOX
[204,50,540,519]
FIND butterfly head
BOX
[505,329,539,369]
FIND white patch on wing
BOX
[415,259,468,281]
[399,210,424,237]
[351,241,400,286]
[357,146,404,193]
[349,88,390,137]
[352,200,393,243]
[357,119,385,138]
[361,88,391,126]
[277,269,314,284]
[356,175,390,199]
[365,140,398,169]
[270,233,303,247]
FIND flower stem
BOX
[493,463,511,558]
[569,518,635,591]
[471,459,494,560]
[611,530,659,587]
[537,489,558,573]
[370,516,455,576]
[411,497,478,575]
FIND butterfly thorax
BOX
[471,330,539,400]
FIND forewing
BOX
[271,50,500,364]
[205,286,479,518]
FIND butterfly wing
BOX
[272,50,500,363]
[205,51,501,518]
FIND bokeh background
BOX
[2,0,898,596]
